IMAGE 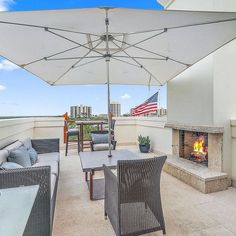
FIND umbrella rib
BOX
[74,57,104,68]
[111,40,163,85]
[47,56,103,61]
[23,38,102,67]
[123,17,236,35]
[113,55,167,61]
[111,57,141,68]
[51,40,104,85]
[113,38,189,67]
[46,29,104,56]
[111,29,166,57]
[0,20,100,37]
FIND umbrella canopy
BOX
[0,7,236,156]
[0,8,236,86]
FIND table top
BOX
[79,149,140,172]
[76,120,107,125]
[0,185,39,236]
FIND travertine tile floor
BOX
[53,147,236,236]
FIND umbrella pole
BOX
[105,8,112,158]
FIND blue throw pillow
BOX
[27,147,38,165]
[8,146,32,167]
[92,133,109,144]
[0,162,23,170]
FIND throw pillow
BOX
[8,146,32,167]
[27,147,38,165]
[92,133,109,144]
[0,162,23,170]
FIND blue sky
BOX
[0,0,166,116]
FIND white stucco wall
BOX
[165,0,236,182]
[115,117,172,154]
[167,56,214,125]
[0,117,64,148]
[34,117,64,145]
[0,118,34,148]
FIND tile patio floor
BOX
[53,146,236,236]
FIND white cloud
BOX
[0,85,6,91]
[121,93,131,100]
[0,0,14,11]
[0,59,19,71]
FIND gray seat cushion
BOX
[92,133,109,144]
[33,161,59,176]
[0,162,23,170]
[93,143,114,151]
[51,174,57,200]
[37,152,60,163]
[67,129,79,136]
[8,146,32,167]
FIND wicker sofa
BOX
[0,138,60,236]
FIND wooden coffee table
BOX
[79,149,140,200]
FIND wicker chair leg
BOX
[163,228,166,235]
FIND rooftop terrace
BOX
[53,147,236,236]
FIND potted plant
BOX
[138,135,151,153]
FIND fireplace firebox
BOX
[179,130,208,166]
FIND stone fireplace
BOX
[163,122,228,193]
[168,122,223,172]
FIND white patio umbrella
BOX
[0,7,236,156]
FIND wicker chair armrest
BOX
[0,166,51,235]
[32,138,60,154]
[103,165,120,235]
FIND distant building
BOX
[158,108,167,117]
[70,105,92,118]
[110,102,121,117]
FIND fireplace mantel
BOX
[165,122,224,134]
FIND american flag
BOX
[132,92,158,116]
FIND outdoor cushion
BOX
[28,147,38,165]
[92,133,109,144]
[93,143,113,151]
[3,141,23,152]
[51,174,57,200]
[0,150,8,163]
[8,146,32,167]
[67,128,79,136]
[0,162,23,170]
[22,138,32,149]
[37,152,60,163]
[33,161,58,176]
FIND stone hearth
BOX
[164,122,229,193]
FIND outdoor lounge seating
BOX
[65,121,80,156]
[0,138,60,236]
[90,130,117,151]
[103,156,167,236]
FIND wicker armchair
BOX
[103,156,167,236]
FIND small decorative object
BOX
[138,135,151,153]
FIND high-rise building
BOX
[70,105,92,118]
[110,102,121,117]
